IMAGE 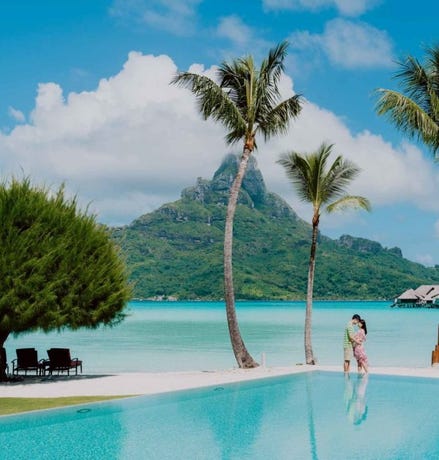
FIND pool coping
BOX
[0,365,438,398]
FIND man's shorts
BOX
[344,346,353,361]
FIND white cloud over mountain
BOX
[0,52,437,228]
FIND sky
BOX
[0,0,438,266]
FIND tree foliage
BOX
[0,178,131,343]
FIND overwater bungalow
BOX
[392,285,439,308]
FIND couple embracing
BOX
[343,314,369,374]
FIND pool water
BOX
[0,371,438,460]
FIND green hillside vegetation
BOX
[111,155,439,300]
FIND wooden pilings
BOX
[432,324,439,366]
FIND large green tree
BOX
[172,42,303,368]
[278,143,370,364]
[0,178,132,380]
[376,45,439,155]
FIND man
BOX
[343,314,361,372]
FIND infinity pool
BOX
[0,371,438,459]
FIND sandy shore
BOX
[0,365,438,398]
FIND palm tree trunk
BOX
[0,331,9,382]
[224,148,258,369]
[305,217,318,365]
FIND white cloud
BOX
[263,0,380,16]
[414,254,434,267]
[0,52,226,225]
[323,19,394,68]
[109,0,202,35]
[435,220,439,238]
[8,107,25,123]
[70,67,90,79]
[217,16,253,47]
[289,18,394,69]
[214,15,271,62]
[1,52,438,228]
[259,94,439,214]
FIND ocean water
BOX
[5,301,439,373]
[1,371,438,459]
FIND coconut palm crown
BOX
[376,45,439,156]
[278,143,371,364]
[172,41,302,150]
[172,41,302,368]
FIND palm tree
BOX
[172,42,303,368]
[375,45,439,156]
[278,143,370,364]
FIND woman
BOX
[353,319,369,373]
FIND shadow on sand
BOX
[0,374,112,386]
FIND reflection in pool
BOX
[0,371,438,459]
[344,373,369,425]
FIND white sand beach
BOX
[1,365,438,398]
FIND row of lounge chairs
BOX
[11,348,82,376]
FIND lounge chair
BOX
[1,347,9,377]
[46,348,83,375]
[12,348,45,376]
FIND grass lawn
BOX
[0,395,131,416]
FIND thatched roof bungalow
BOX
[393,285,439,308]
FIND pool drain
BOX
[77,408,92,413]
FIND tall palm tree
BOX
[375,45,439,156]
[172,42,303,368]
[278,143,370,364]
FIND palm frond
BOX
[426,44,439,71]
[397,47,439,106]
[277,152,314,203]
[326,196,371,213]
[260,41,288,94]
[431,88,439,122]
[396,56,431,111]
[225,128,251,146]
[257,95,303,140]
[376,89,439,151]
[322,155,361,202]
[256,42,289,118]
[218,57,254,112]
[376,45,439,155]
[171,71,247,141]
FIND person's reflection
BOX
[344,374,368,425]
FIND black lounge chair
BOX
[1,347,9,377]
[12,348,45,376]
[46,348,83,375]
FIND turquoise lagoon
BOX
[5,301,439,372]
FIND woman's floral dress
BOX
[353,329,368,367]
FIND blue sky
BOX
[0,0,438,267]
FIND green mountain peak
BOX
[112,156,438,301]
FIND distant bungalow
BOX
[392,285,439,308]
